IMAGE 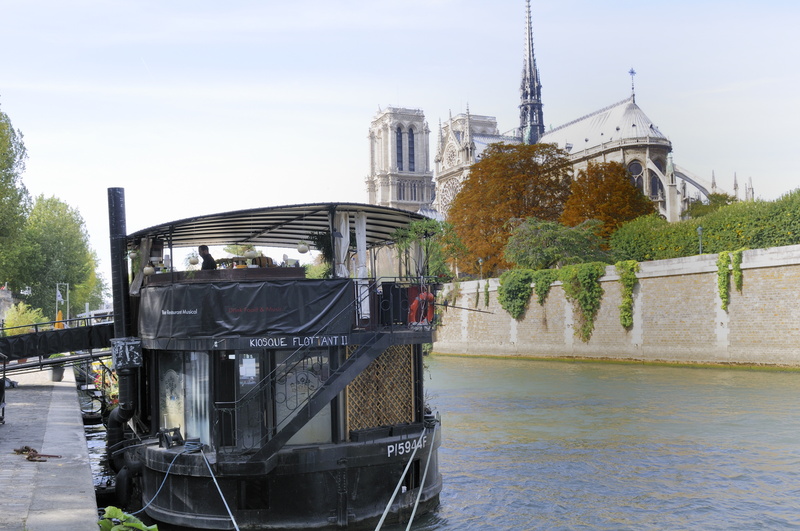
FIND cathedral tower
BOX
[519,0,544,144]
[366,107,433,212]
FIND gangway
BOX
[0,316,114,375]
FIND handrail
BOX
[211,277,437,458]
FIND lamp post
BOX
[697,226,703,255]
[478,258,484,280]
[55,282,70,321]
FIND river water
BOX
[400,355,800,531]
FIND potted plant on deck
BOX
[48,353,70,382]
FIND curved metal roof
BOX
[126,202,429,250]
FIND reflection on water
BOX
[401,356,800,530]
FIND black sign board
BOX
[111,337,143,369]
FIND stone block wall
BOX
[433,245,800,366]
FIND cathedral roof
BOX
[473,133,521,158]
[539,96,669,154]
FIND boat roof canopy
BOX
[126,202,430,250]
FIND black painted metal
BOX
[229,333,394,475]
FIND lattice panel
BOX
[347,344,414,431]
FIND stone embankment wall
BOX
[433,245,800,366]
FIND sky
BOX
[2,0,799,286]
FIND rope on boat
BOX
[128,441,240,531]
[200,447,241,531]
[405,421,438,531]
[374,427,428,531]
[130,440,204,516]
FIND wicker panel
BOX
[347,344,414,431]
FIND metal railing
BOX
[211,277,436,460]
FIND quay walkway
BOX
[0,368,99,531]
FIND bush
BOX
[611,189,800,261]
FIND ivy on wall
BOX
[560,262,607,342]
[717,251,731,311]
[615,260,640,330]
[497,270,536,319]
[484,280,490,308]
[498,264,607,340]
[717,249,746,311]
[532,269,560,305]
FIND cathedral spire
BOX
[519,0,544,144]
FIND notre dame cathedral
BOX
[365,0,753,222]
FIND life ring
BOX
[408,291,435,324]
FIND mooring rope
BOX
[374,427,428,531]
[405,421,437,531]
[200,447,241,531]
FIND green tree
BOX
[560,161,655,242]
[0,103,31,281]
[504,218,611,270]
[391,218,461,281]
[10,195,105,319]
[683,192,737,219]
[447,142,572,276]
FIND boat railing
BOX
[211,277,438,457]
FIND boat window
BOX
[158,351,210,444]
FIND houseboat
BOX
[106,188,442,529]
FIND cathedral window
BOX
[397,180,405,201]
[396,126,403,171]
[627,161,644,191]
[408,129,415,172]
[650,171,664,200]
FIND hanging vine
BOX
[560,262,607,342]
[731,248,745,292]
[498,269,536,319]
[531,269,560,306]
[484,280,490,308]
[717,251,731,311]
[615,260,640,330]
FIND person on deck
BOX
[198,245,216,270]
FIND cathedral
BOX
[365,0,753,222]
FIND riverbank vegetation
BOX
[443,142,800,341]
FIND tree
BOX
[0,103,31,281]
[683,192,737,219]
[391,218,462,281]
[560,161,655,242]
[504,218,611,270]
[447,142,573,276]
[9,195,105,319]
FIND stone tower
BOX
[366,107,433,212]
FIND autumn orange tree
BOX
[560,161,654,242]
[447,142,572,276]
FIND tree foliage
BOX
[0,103,31,279]
[2,302,47,335]
[447,142,572,277]
[8,195,105,319]
[683,192,737,219]
[391,218,460,281]
[560,161,654,242]
[504,218,611,270]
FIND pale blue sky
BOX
[2,0,798,282]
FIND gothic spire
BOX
[519,0,544,144]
